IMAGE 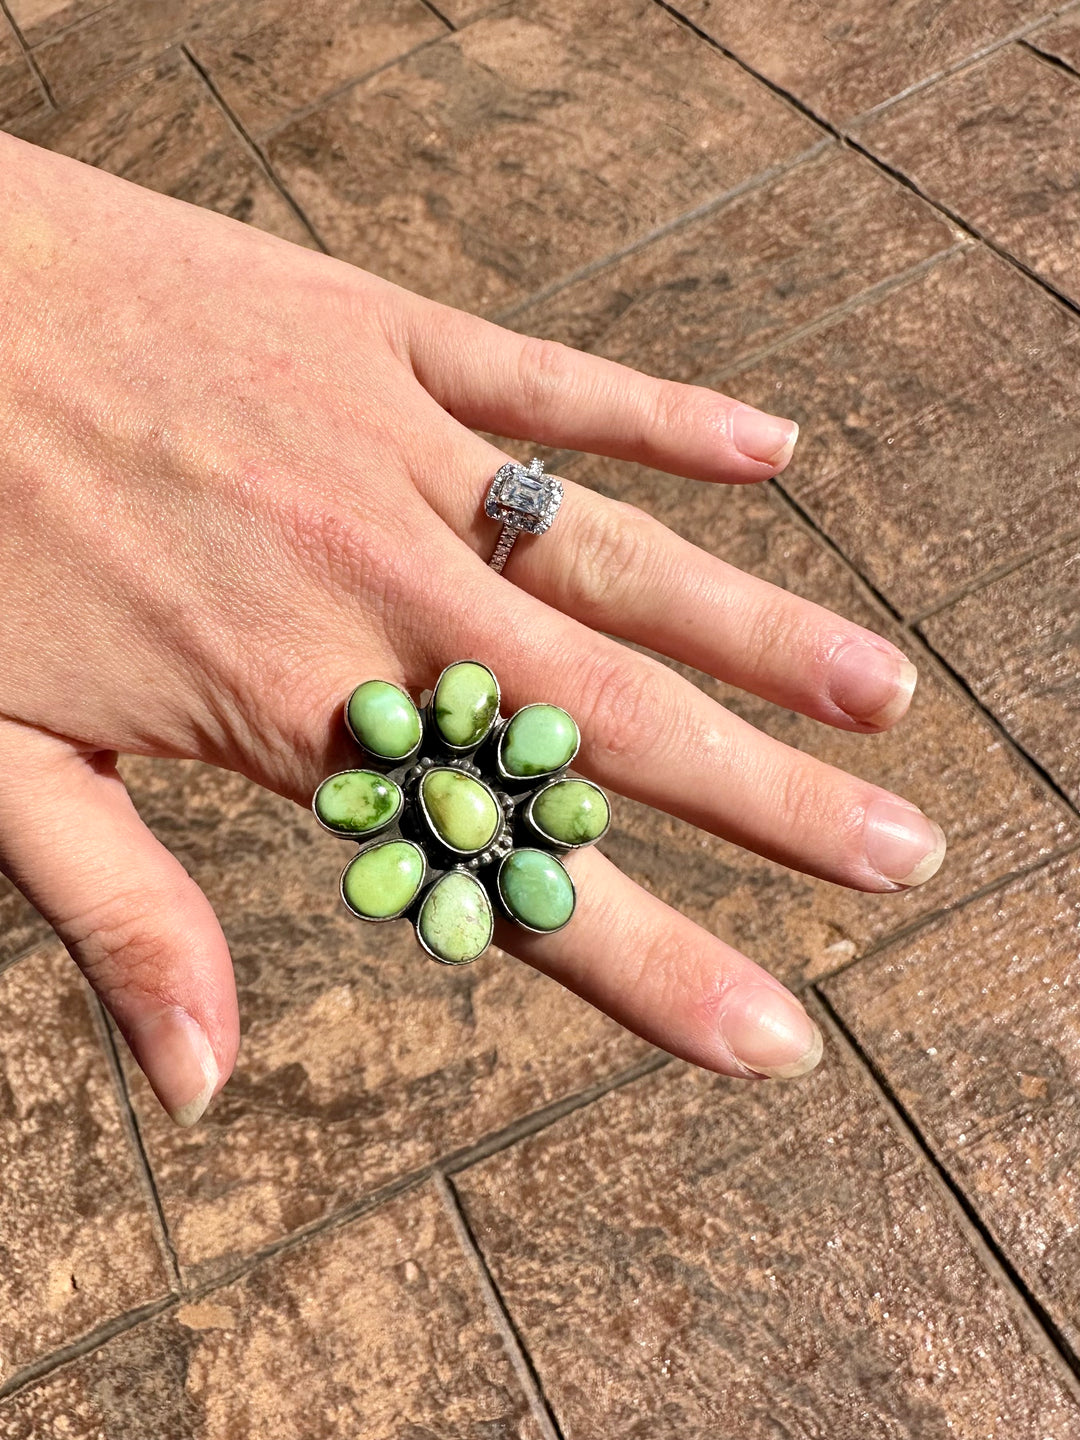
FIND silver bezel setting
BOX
[495,847,577,935]
[494,702,581,783]
[312,769,404,840]
[429,658,502,755]
[343,681,423,764]
[484,457,564,536]
[340,839,428,923]
[522,777,611,850]
[414,867,496,965]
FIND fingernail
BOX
[718,984,824,1080]
[828,640,918,727]
[127,1006,219,1126]
[731,405,799,469]
[864,798,947,887]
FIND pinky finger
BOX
[495,844,822,1081]
[0,721,239,1125]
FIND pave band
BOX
[484,456,564,573]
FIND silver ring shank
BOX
[488,522,520,574]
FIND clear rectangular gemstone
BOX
[500,470,549,514]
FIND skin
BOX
[0,130,946,1125]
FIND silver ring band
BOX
[484,456,564,573]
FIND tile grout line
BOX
[1019,31,1080,76]
[487,137,834,326]
[0,1055,670,1404]
[0,1297,177,1402]
[91,998,183,1292]
[839,0,1080,128]
[0,932,50,981]
[810,990,1080,1400]
[707,241,970,389]
[435,1173,565,1440]
[415,0,457,29]
[0,0,56,108]
[810,837,1080,990]
[653,0,1080,334]
[909,523,1080,625]
[179,45,332,255]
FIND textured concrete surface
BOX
[4,0,1080,1432]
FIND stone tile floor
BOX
[2,0,1080,1434]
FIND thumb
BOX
[0,720,239,1126]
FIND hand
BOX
[0,131,945,1125]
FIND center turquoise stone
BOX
[342,841,425,919]
[499,704,579,778]
[314,770,403,837]
[420,768,501,853]
[498,848,575,932]
[347,680,421,760]
[433,661,499,749]
[418,870,494,964]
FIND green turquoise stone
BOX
[498,848,575,932]
[314,770,402,836]
[342,841,424,919]
[347,680,421,760]
[418,870,494,964]
[530,779,609,846]
[433,661,499,749]
[420,768,500,853]
[500,704,579,777]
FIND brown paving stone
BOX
[856,44,1080,305]
[727,245,1080,617]
[266,0,820,315]
[556,451,1077,988]
[30,0,445,127]
[112,755,649,1287]
[1030,8,1080,70]
[0,12,45,128]
[0,877,50,969]
[824,853,1080,1353]
[502,145,959,375]
[921,538,1080,807]
[0,1183,545,1438]
[6,0,106,46]
[455,1009,1080,1437]
[677,0,1052,123]
[0,944,170,1384]
[16,50,315,246]
[188,0,447,138]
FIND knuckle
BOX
[644,379,712,451]
[565,498,660,617]
[277,495,398,609]
[63,893,174,1010]
[578,652,693,767]
[515,334,577,413]
[769,754,830,838]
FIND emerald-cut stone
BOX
[314,770,403,836]
[498,848,575,932]
[346,680,421,760]
[529,779,609,846]
[420,768,500,853]
[433,661,499,749]
[418,870,494,964]
[342,841,424,919]
[499,704,579,777]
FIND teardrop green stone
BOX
[420,768,500,853]
[417,871,494,964]
[530,779,609,846]
[315,770,403,836]
[498,848,575,932]
[347,680,421,759]
[342,841,424,919]
[500,704,579,777]
[433,661,499,748]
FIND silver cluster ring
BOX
[484,456,564,573]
